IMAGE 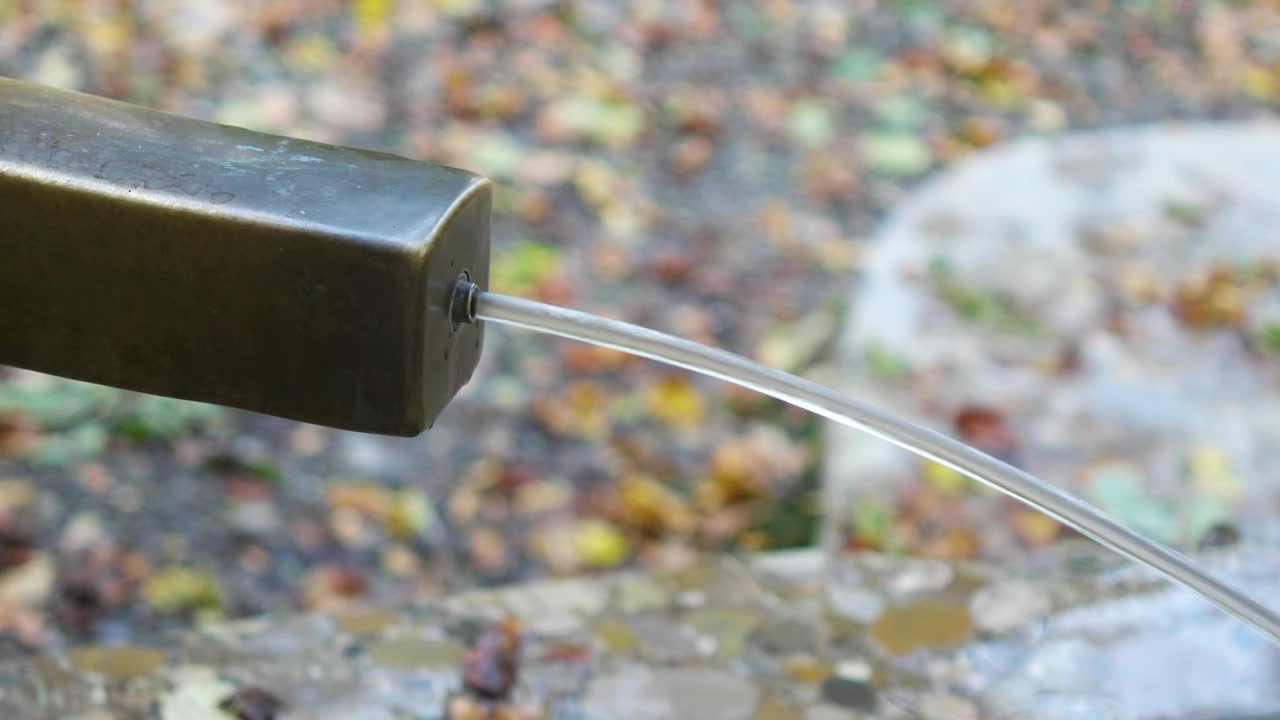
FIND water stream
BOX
[471,290,1280,646]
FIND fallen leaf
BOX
[1011,509,1061,547]
[786,99,835,148]
[860,132,931,177]
[921,461,967,496]
[143,567,221,615]
[573,519,630,569]
[158,666,236,720]
[670,135,714,175]
[645,376,706,430]
[464,618,523,700]
[618,475,694,537]
[219,686,287,720]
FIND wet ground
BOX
[4,0,1280,671]
[4,543,1279,720]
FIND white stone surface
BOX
[825,123,1280,549]
[583,665,760,720]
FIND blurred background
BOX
[2,0,1280,660]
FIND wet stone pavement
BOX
[3,543,1279,720]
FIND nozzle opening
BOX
[450,272,479,327]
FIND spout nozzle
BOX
[451,274,480,326]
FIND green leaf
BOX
[903,1,945,28]
[158,667,237,720]
[113,395,223,441]
[1187,496,1231,543]
[829,50,882,81]
[1257,323,1280,358]
[1085,466,1176,543]
[860,132,931,177]
[945,26,994,68]
[751,490,819,550]
[31,424,108,465]
[468,133,524,180]
[491,239,562,294]
[1163,200,1206,227]
[864,345,910,381]
[0,378,117,427]
[874,95,930,130]
[543,96,645,147]
[850,496,895,550]
[202,453,281,486]
[786,99,836,149]
[929,265,1040,334]
[143,566,223,614]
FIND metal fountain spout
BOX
[0,77,491,436]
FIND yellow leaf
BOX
[573,520,629,568]
[352,0,392,36]
[619,475,693,536]
[435,0,482,17]
[287,34,339,72]
[1011,509,1060,547]
[573,160,620,211]
[1245,66,1276,101]
[327,481,394,521]
[1189,446,1241,501]
[388,489,436,540]
[645,375,706,430]
[922,460,967,495]
[562,381,611,439]
[143,567,221,614]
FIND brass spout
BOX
[0,78,490,436]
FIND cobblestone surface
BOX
[4,544,1278,719]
